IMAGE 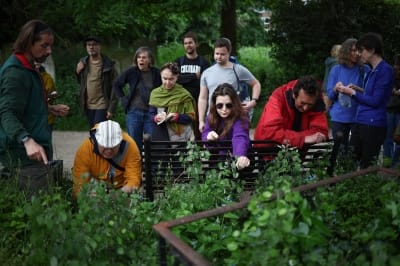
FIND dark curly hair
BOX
[160,62,180,75]
[293,75,321,98]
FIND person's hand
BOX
[241,100,256,112]
[166,112,177,121]
[236,156,250,170]
[121,185,134,194]
[349,84,364,93]
[155,112,167,123]
[76,61,85,75]
[334,82,343,93]
[336,84,355,96]
[199,120,205,133]
[304,132,326,144]
[24,138,48,164]
[207,131,219,141]
[49,104,70,117]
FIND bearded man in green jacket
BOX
[0,19,67,197]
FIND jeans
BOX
[126,108,153,152]
[86,109,108,128]
[383,112,400,164]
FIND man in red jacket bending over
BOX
[254,75,328,148]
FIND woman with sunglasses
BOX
[202,83,250,169]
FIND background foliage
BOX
[265,0,400,80]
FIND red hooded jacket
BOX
[254,79,328,148]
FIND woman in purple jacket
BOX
[202,83,250,169]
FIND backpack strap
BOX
[232,64,241,91]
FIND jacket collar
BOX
[14,53,35,71]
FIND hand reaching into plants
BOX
[236,156,250,170]
[121,185,136,194]
[207,131,219,141]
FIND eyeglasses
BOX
[216,103,233,109]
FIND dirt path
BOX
[52,130,89,175]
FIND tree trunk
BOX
[220,0,237,56]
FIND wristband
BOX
[21,136,31,144]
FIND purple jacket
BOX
[202,117,250,157]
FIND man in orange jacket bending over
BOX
[73,120,141,198]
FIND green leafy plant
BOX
[2,142,400,265]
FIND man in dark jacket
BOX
[0,20,63,196]
[76,36,118,128]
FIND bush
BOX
[1,145,400,265]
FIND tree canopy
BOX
[0,0,264,53]
[265,0,400,79]
[1,0,400,83]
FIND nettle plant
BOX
[3,143,400,265]
[20,142,244,265]
[218,148,400,265]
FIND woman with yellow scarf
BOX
[149,62,196,141]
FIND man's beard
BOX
[186,49,195,55]
[35,55,49,63]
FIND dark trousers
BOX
[86,109,108,128]
[328,121,353,175]
[350,123,386,169]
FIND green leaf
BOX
[227,242,238,251]
[292,222,309,236]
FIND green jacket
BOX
[0,54,52,168]
[76,54,118,114]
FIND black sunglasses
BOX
[216,103,233,109]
